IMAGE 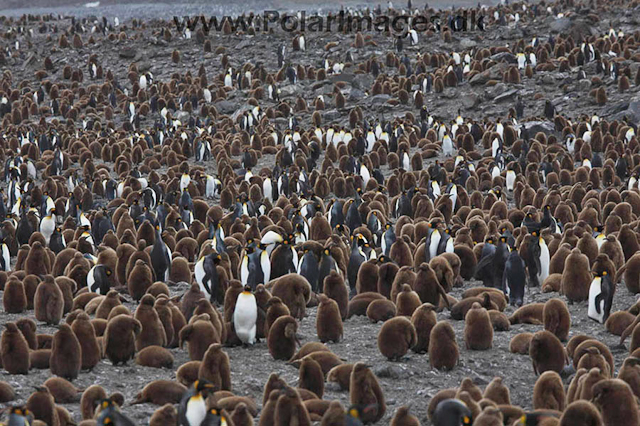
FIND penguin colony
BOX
[0,0,640,424]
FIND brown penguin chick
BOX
[80,385,107,419]
[429,321,459,370]
[605,311,636,336]
[356,259,379,295]
[488,311,510,331]
[274,386,312,426]
[323,270,349,320]
[134,294,167,350]
[377,316,417,361]
[559,400,603,426]
[347,292,387,318]
[450,293,497,320]
[34,275,64,325]
[0,322,30,374]
[327,364,354,391]
[176,360,201,387]
[316,294,343,343]
[179,315,219,361]
[268,315,299,360]
[298,357,324,399]
[617,356,640,399]
[269,273,312,320]
[390,405,420,426]
[350,362,386,423]
[154,299,175,347]
[128,259,154,301]
[543,298,571,341]
[396,284,422,317]
[510,332,534,355]
[3,277,27,313]
[459,377,483,402]
[43,377,82,403]
[464,302,493,350]
[198,343,231,391]
[389,236,414,267]
[572,340,614,375]
[414,262,449,307]
[0,381,15,402]
[483,377,510,405]
[16,317,37,350]
[150,404,178,426]
[473,406,503,426]
[71,312,100,370]
[131,379,187,405]
[532,371,565,411]
[259,389,282,426]
[455,390,480,420]
[135,345,174,369]
[265,296,291,336]
[182,283,206,321]
[429,255,455,293]
[592,379,639,426]
[529,330,567,375]
[25,241,51,276]
[231,402,254,426]
[104,314,142,365]
[561,249,592,301]
[390,266,417,302]
[509,303,545,325]
[27,386,59,426]
[50,323,82,381]
[411,303,437,353]
[30,349,52,369]
[577,347,611,377]
[366,299,396,323]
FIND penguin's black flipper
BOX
[474,251,495,276]
[594,293,603,315]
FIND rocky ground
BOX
[0,0,640,424]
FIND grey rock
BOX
[549,17,571,33]
[235,38,253,50]
[352,73,374,90]
[494,89,519,103]
[329,73,355,85]
[369,94,391,104]
[460,38,477,49]
[214,100,237,115]
[348,88,366,101]
[373,365,408,379]
[323,109,342,121]
[175,111,190,122]
[23,54,38,68]
[137,61,152,72]
[541,74,555,85]
[525,121,556,136]
[470,70,492,86]
[490,52,517,64]
[119,47,137,59]
[461,92,480,109]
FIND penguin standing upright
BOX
[195,252,222,304]
[381,223,396,256]
[588,271,614,323]
[348,235,367,291]
[298,249,320,293]
[87,264,112,295]
[0,239,10,272]
[150,225,171,282]
[40,209,56,245]
[526,230,549,287]
[179,380,215,426]
[6,407,34,426]
[503,250,526,306]
[234,285,258,345]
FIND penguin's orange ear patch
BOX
[602,271,608,275]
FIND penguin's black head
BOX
[10,407,29,416]
[243,285,252,293]
[500,236,507,243]
[544,205,551,210]
[194,379,215,393]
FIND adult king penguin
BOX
[179,380,215,426]
[588,271,614,324]
[234,285,258,345]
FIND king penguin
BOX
[233,285,258,345]
[503,250,526,306]
[97,398,136,426]
[179,380,215,426]
[297,249,320,293]
[588,271,614,324]
[40,208,57,245]
[195,252,222,304]
[0,239,10,272]
[381,223,396,256]
[527,230,549,287]
[150,224,171,282]
[87,264,112,295]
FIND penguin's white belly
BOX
[234,295,257,344]
[186,396,207,426]
[429,234,441,259]
[538,242,549,283]
[195,259,206,294]
[588,279,604,323]
[87,266,97,293]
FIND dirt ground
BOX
[0,0,640,424]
